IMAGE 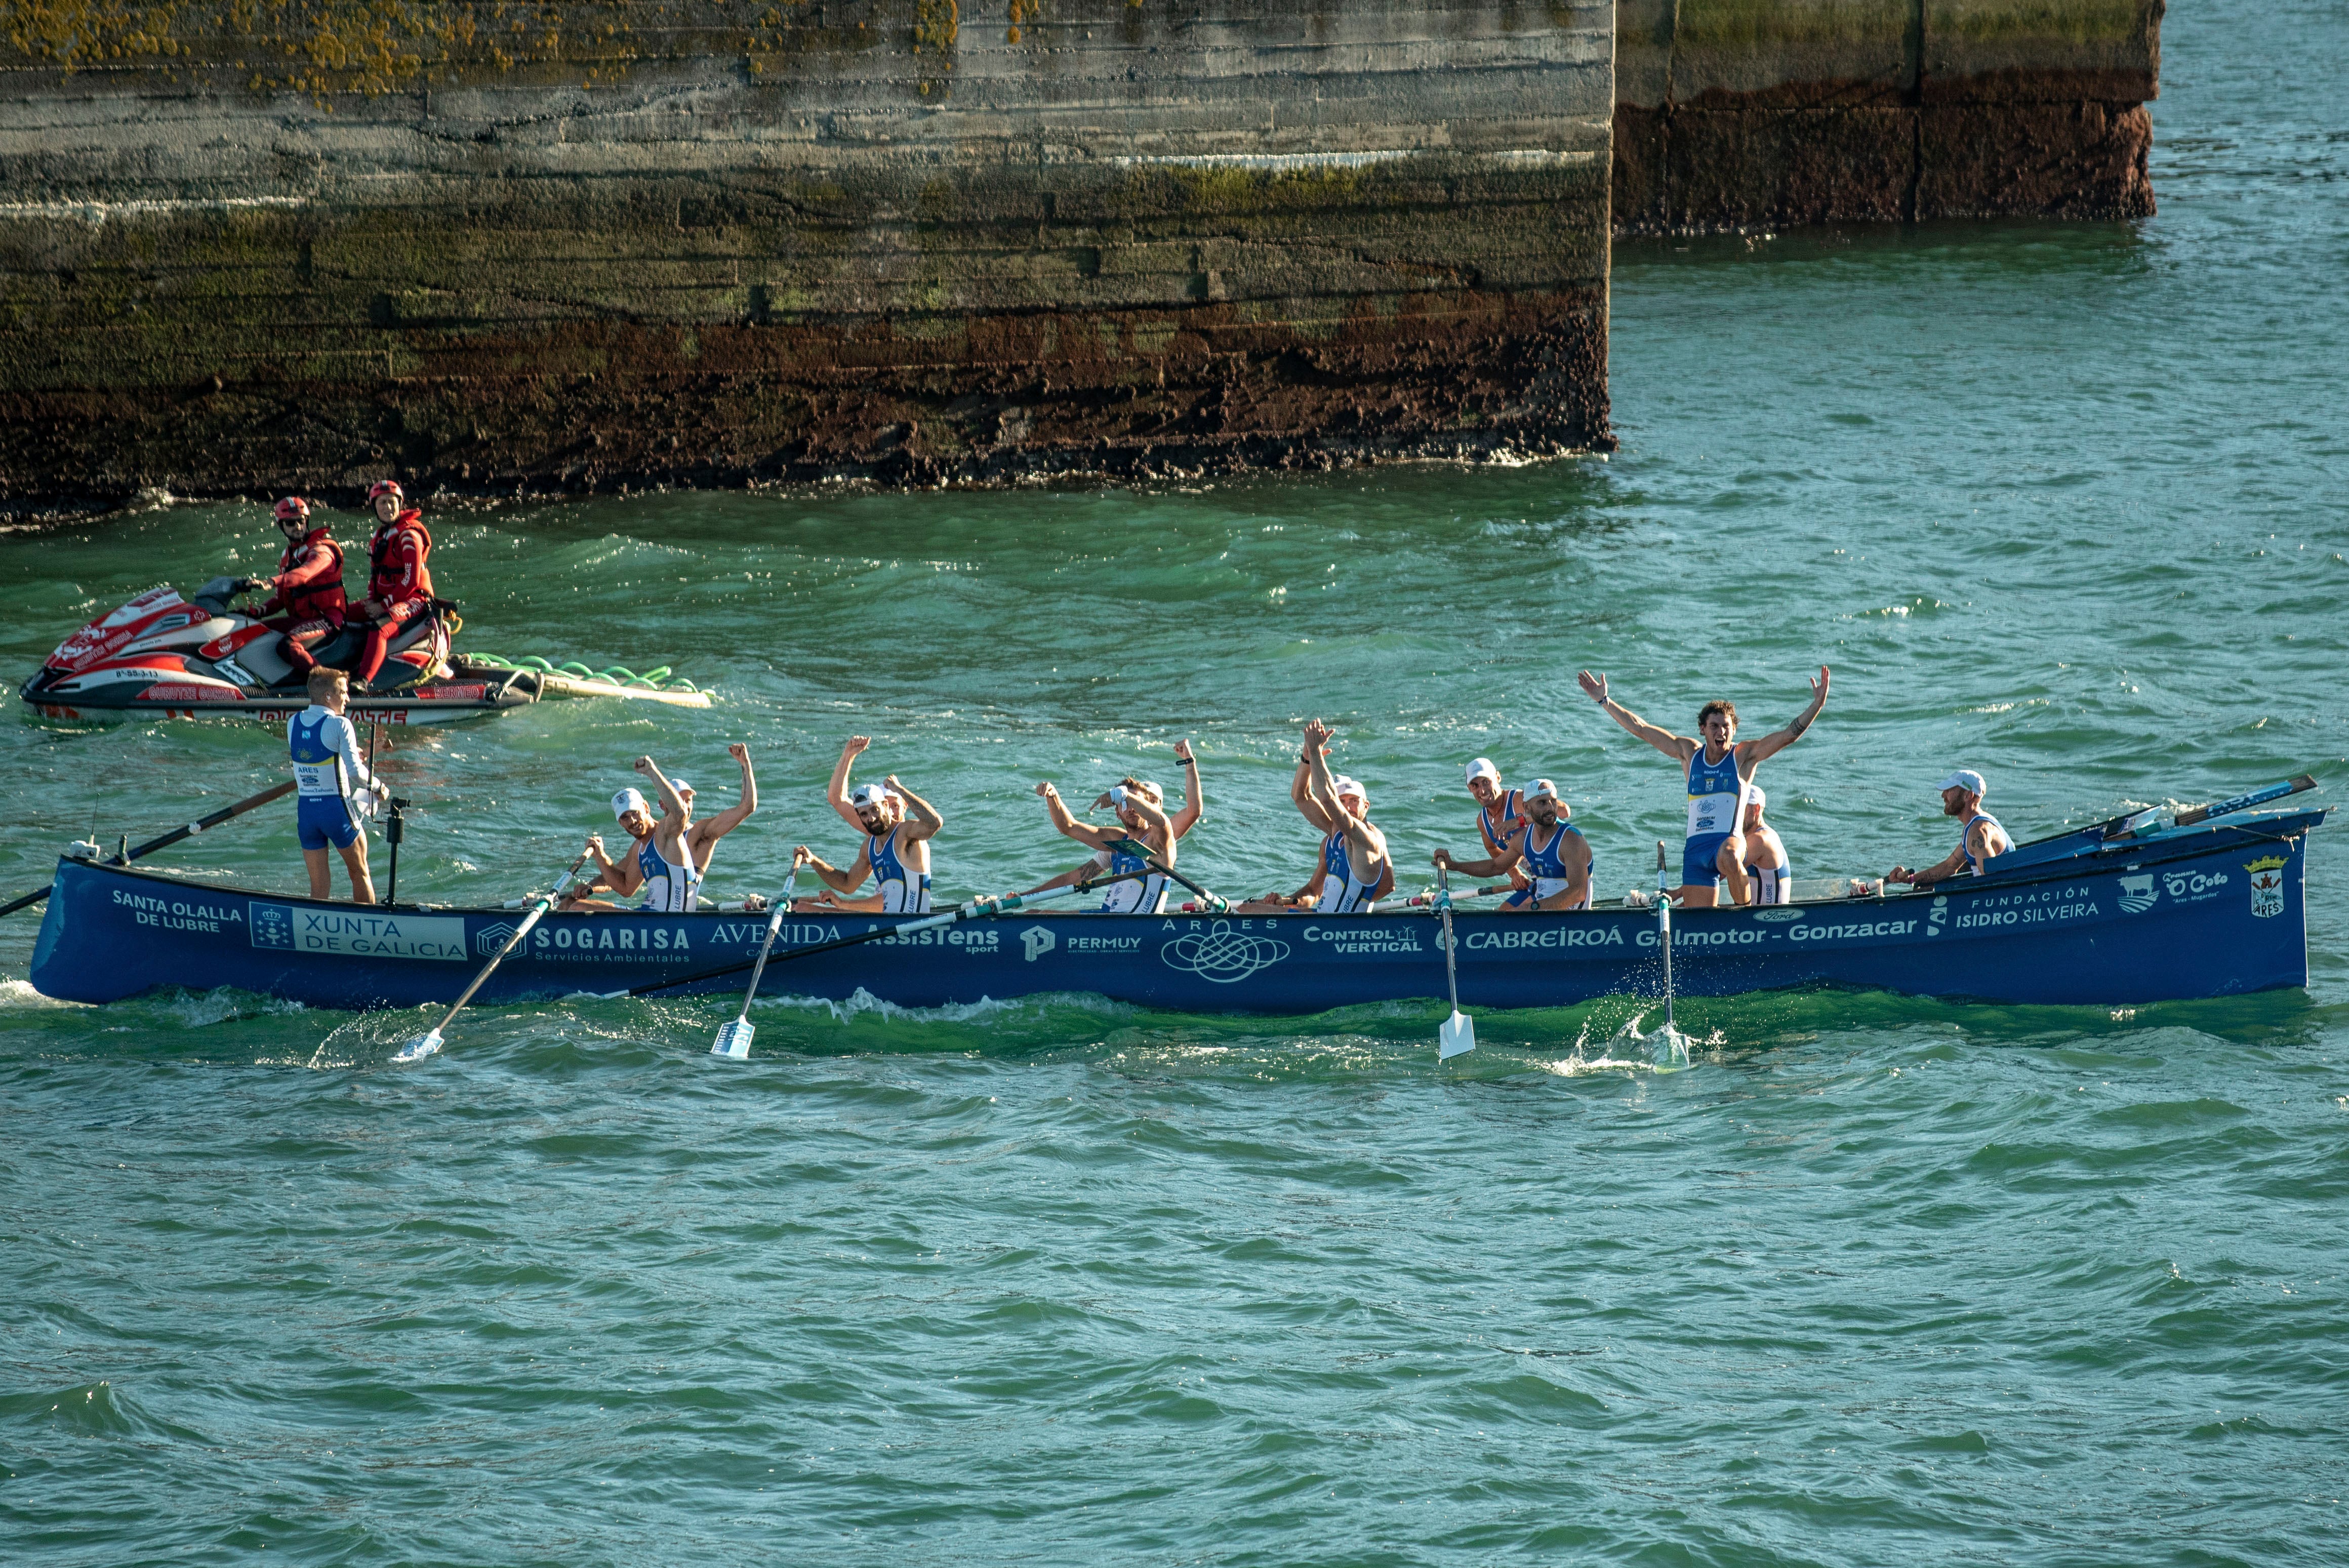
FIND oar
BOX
[1111,838,1230,913]
[711,866,800,1060]
[615,871,1148,1000]
[393,851,592,1063]
[1435,865,1474,1061]
[2177,774,2319,827]
[1655,840,1679,1046]
[1,780,297,918]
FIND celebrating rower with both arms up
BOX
[1578,665,1830,907]
[568,745,760,912]
[790,735,945,913]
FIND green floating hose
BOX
[463,650,704,696]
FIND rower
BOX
[1238,720,1391,912]
[797,737,944,913]
[1464,756,1531,898]
[628,745,759,911]
[1741,785,1792,905]
[1435,779,1592,911]
[1888,770,2012,890]
[352,480,434,695]
[1019,780,1177,913]
[240,497,346,675]
[563,788,658,911]
[288,667,386,902]
[1036,739,1206,900]
[1577,665,1829,907]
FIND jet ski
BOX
[20,578,540,723]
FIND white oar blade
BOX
[1438,1010,1476,1061]
[393,1029,443,1064]
[712,1018,754,1060]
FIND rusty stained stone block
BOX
[1916,99,2152,218]
[0,287,1610,497]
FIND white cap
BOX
[611,788,647,820]
[1746,784,1767,809]
[670,777,693,796]
[850,782,890,811]
[1465,757,1503,786]
[1137,780,1163,802]
[1334,775,1367,804]
[1936,770,1987,799]
[1523,778,1558,803]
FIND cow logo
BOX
[1161,920,1292,984]
[2245,856,2287,919]
[1021,925,1057,961]
[475,921,518,956]
[2117,875,2158,914]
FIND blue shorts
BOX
[1683,832,1732,887]
[297,794,360,852]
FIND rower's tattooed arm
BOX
[826,736,871,830]
[1300,719,1347,824]
[888,775,945,841]
[1740,666,1833,764]
[1037,782,1116,850]
[1576,671,1693,761]
[792,842,871,896]
[634,755,688,820]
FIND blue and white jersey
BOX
[1099,839,1168,914]
[871,825,933,914]
[1520,821,1592,909]
[635,833,703,913]
[1960,812,2005,876]
[288,705,374,803]
[1476,788,1524,855]
[1315,831,1381,914]
[1685,745,1748,840]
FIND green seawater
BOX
[5,5,2347,1561]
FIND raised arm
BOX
[1037,782,1119,851]
[633,755,687,820]
[1169,739,1203,838]
[1017,859,1103,898]
[1119,792,1176,864]
[1736,667,1831,766]
[1300,718,1344,824]
[1577,671,1693,761]
[698,743,759,840]
[1289,749,1336,832]
[885,775,944,842]
[827,735,871,830]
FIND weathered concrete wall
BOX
[0,2,1615,504]
[1613,0,2162,233]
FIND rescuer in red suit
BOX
[352,479,435,693]
[244,496,347,675]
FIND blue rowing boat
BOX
[28,807,2324,1014]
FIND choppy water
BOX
[6,4,2347,1561]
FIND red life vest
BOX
[367,510,434,606]
[267,529,347,625]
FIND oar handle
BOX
[1112,838,1227,913]
[5,780,301,919]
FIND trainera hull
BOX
[27,810,2322,1014]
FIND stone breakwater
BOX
[1613,0,2162,233]
[0,2,1614,503]
[0,2,2157,504]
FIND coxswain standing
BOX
[1577,666,1829,907]
[794,736,945,913]
[288,667,386,902]
[241,497,347,675]
[352,480,434,695]
[627,747,759,911]
[1434,778,1593,911]
[1018,778,1178,912]
[1887,769,2012,890]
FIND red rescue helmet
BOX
[273,495,309,536]
[367,479,404,503]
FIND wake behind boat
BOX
[28,804,2324,1016]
